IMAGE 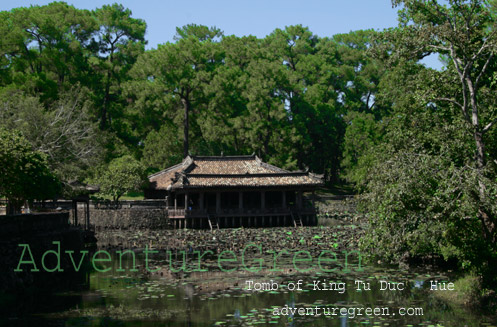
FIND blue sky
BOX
[2,0,401,47]
[1,0,441,68]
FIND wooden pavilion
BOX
[145,155,323,229]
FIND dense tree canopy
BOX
[0,128,59,214]
[0,86,101,180]
[91,155,145,203]
[359,0,497,288]
[0,2,390,183]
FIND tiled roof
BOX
[148,162,185,190]
[148,155,323,190]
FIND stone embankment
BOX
[75,196,357,231]
[0,212,93,293]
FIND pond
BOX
[2,227,496,327]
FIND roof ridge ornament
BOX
[184,155,193,166]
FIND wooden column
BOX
[261,191,265,210]
[174,195,177,210]
[216,192,221,213]
[282,191,286,209]
[239,192,243,210]
[185,193,189,209]
[86,201,90,230]
[73,200,78,226]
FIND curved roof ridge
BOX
[147,161,185,179]
[257,160,290,173]
[186,172,310,177]
[192,154,256,161]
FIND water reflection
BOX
[287,293,296,327]
[2,247,497,326]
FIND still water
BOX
[1,228,496,327]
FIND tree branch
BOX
[434,97,463,110]
[482,117,497,134]
[475,53,493,87]
[471,39,489,62]
[428,44,450,52]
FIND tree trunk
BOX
[474,130,486,170]
[465,78,496,244]
[101,47,116,131]
[101,70,112,130]
[6,201,14,215]
[6,199,21,215]
[182,97,190,158]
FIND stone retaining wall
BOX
[0,212,70,236]
[71,207,170,231]
[0,212,90,293]
[315,195,357,215]
[43,196,356,231]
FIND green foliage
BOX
[128,30,222,158]
[0,128,59,213]
[0,2,97,101]
[361,150,497,281]
[0,86,102,181]
[125,24,388,180]
[174,24,223,41]
[263,25,345,178]
[141,124,182,172]
[3,0,497,290]
[0,2,146,167]
[93,3,146,131]
[341,112,383,187]
[92,155,146,203]
[1,1,389,183]
[360,0,497,288]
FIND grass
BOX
[433,273,483,308]
[316,184,356,196]
[119,191,145,200]
[52,304,178,321]
[92,191,145,201]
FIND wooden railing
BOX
[168,209,186,218]
[167,207,316,218]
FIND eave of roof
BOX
[148,155,323,191]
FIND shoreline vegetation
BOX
[433,274,497,313]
